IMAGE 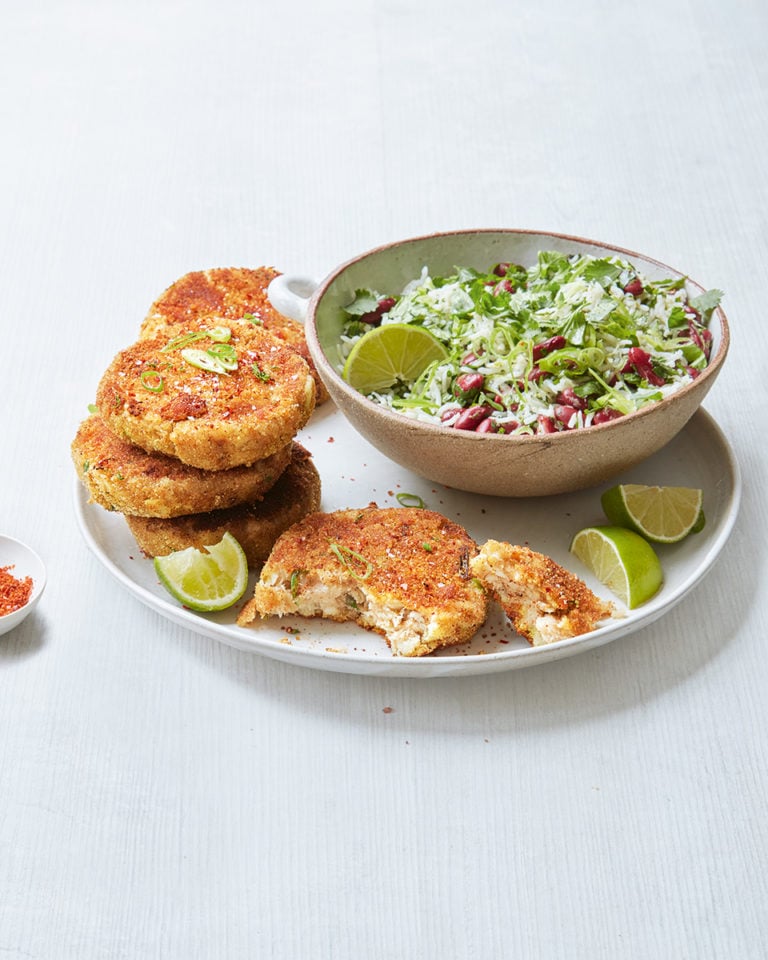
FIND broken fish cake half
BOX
[470,540,617,646]
[96,323,315,471]
[139,266,329,403]
[238,505,488,657]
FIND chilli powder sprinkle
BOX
[0,565,33,616]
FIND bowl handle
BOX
[267,274,319,323]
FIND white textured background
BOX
[1,1,766,957]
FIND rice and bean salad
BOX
[337,251,722,436]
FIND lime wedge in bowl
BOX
[342,323,448,394]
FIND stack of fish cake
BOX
[72,267,323,567]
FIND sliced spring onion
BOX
[206,342,238,370]
[396,492,426,508]
[181,348,232,374]
[328,542,373,581]
[207,325,231,342]
[140,370,165,392]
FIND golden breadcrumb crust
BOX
[238,505,488,657]
[139,266,329,403]
[71,414,292,518]
[125,443,321,567]
[96,324,315,471]
[470,540,616,646]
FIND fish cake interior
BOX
[239,505,488,657]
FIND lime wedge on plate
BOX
[342,323,448,394]
[570,525,663,609]
[154,532,248,611]
[601,484,704,543]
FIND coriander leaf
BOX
[583,258,622,286]
[344,289,383,317]
[689,288,723,316]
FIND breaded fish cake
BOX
[238,505,488,657]
[470,540,617,646]
[139,266,329,403]
[125,443,321,568]
[71,414,292,518]
[96,323,315,471]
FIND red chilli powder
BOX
[0,565,33,616]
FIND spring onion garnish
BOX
[396,492,426,508]
[162,326,232,352]
[242,312,262,326]
[140,370,165,392]
[252,363,271,381]
[290,569,305,599]
[87,403,98,414]
[206,342,238,370]
[207,325,231,342]
[328,542,373,581]
[181,348,232,374]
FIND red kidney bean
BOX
[453,405,492,430]
[359,297,397,325]
[556,386,587,410]
[532,335,567,361]
[527,365,545,384]
[536,415,556,434]
[592,408,623,424]
[623,278,644,296]
[686,366,701,379]
[493,262,510,277]
[625,347,666,386]
[496,419,519,434]
[554,404,578,427]
[475,418,498,433]
[454,372,485,397]
[440,406,462,422]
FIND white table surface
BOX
[2,1,766,957]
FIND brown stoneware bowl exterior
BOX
[304,230,729,497]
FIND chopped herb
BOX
[242,312,262,325]
[290,569,306,599]
[252,363,271,381]
[328,541,373,580]
[140,370,165,393]
[396,492,426,508]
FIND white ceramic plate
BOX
[73,406,740,677]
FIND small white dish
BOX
[0,536,46,636]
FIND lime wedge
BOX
[601,484,704,543]
[570,525,663,609]
[342,323,448,394]
[154,532,248,611]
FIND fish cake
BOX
[238,505,488,657]
[470,540,617,646]
[71,414,292,518]
[96,323,315,471]
[139,266,329,403]
[125,443,321,568]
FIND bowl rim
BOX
[304,227,730,445]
